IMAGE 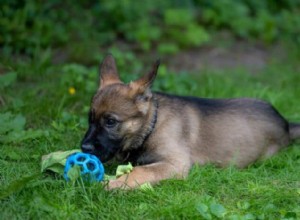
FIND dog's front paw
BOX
[106,179,130,190]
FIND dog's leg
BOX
[107,161,190,190]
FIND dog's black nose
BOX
[81,144,95,153]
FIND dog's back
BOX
[153,93,293,168]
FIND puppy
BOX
[81,55,300,189]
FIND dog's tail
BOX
[289,122,300,140]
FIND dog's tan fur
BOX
[82,55,300,190]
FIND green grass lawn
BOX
[0,49,300,219]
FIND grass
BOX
[0,48,300,220]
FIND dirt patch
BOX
[166,41,286,73]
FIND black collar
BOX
[117,98,159,163]
[141,98,159,145]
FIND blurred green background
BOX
[1,0,300,59]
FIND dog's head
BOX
[81,55,160,162]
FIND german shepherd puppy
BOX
[81,55,300,189]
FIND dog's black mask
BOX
[81,111,122,163]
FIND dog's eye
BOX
[105,118,117,128]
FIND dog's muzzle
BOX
[81,144,95,154]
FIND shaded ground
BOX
[166,41,286,73]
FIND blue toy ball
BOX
[64,152,104,182]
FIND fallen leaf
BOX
[116,162,133,178]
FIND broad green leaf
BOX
[210,203,227,218]
[5,151,22,160]
[243,213,255,220]
[0,112,46,143]
[196,203,212,220]
[0,72,17,89]
[0,129,45,143]
[0,173,41,200]
[10,114,26,131]
[263,203,276,212]
[41,149,81,173]
[0,112,25,134]
[46,164,65,175]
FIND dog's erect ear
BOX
[129,60,160,97]
[99,54,121,89]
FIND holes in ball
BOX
[77,156,86,162]
[87,161,96,171]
